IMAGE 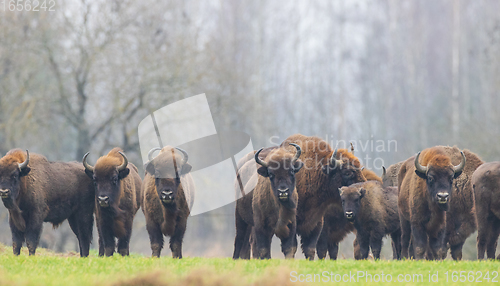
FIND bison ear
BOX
[257,166,269,177]
[84,169,93,179]
[144,162,155,176]
[414,170,427,180]
[20,167,31,177]
[118,168,130,179]
[293,160,304,173]
[454,170,463,179]
[181,163,192,175]
[359,188,366,198]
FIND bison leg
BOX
[68,214,93,257]
[98,220,116,257]
[146,222,164,258]
[369,234,383,260]
[25,219,43,256]
[427,228,445,261]
[281,221,297,259]
[233,211,250,259]
[353,237,361,260]
[9,217,24,255]
[486,219,500,259]
[390,228,402,260]
[316,223,329,259]
[410,223,428,260]
[300,221,323,260]
[169,216,187,259]
[239,226,252,259]
[117,217,133,256]
[400,218,411,259]
[254,223,273,259]
[449,242,464,260]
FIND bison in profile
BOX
[398,146,466,260]
[0,149,95,256]
[252,144,303,259]
[339,181,400,260]
[142,146,195,258]
[472,162,500,259]
[83,148,142,256]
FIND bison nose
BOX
[0,189,10,198]
[277,188,289,200]
[161,191,174,201]
[437,192,449,204]
[345,211,354,219]
[98,196,110,207]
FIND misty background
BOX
[1,0,500,259]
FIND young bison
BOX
[83,148,142,256]
[142,146,195,258]
[339,181,400,260]
[472,162,500,259]
[252,143,303,259]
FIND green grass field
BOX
[0,243,499,285]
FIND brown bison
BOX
[339,181,401,260]
[381,162,403,188]
[281,134,366,260]
[252,143,303,259]
[142,146,195,258]
[83,148,142,256]
[398,146,466,260]
[0,149,95,256]
[472,162,500,259]
[362,167,383,183]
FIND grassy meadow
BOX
[0,243,499,285]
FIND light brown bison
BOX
[142,146,195,258]
[339,181,400,260]
[83,148,142,256]
[472,162,500,259]
[381,162,403,188]
[398,146,466,260]
[252,144,303,259]
[362,167,383,183]
[0,149,95,256]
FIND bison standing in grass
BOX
[472,162,500,259]
[83,148,142,256]
[339,181,400,260]
[398,146,466,260]
[142,146,195,258]
[0,149,95,256]
[252,144,303,259]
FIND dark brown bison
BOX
[381,162,403,188]
[0,149,95,256]
[281,134,367,260]
[339,181,400,260]
[252,144,303,259]
[142,146,195,258]
[398,146,466,260]
[472,162,500,259]
[83,148,142,256]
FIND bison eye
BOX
[113,177,118,185]
[269,173,275,180]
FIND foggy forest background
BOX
[1,0,500,259]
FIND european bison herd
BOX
[1,133,500,260]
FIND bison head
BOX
[322,148,366,188]
[255,143,303,207]
[0,149,30,202]
[145,147,192,208]
[414,150,466,211]
[83,149,130,208]
[339,184,365,223]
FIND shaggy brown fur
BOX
[398,146,476,260]
[472,162,500,259]
[362,168,383,183]
[85,148,142,257]
[0,149,95,256]
[142,146,195,258]
[339,181,400,260]
[382,162,403,188]
[252,146,303,259]
[281,134,366,260]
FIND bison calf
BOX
[142,146,195,258]
[0,149,95,256]
[83,148,142,256]
[252,144,303,259]
[339,181,400,260]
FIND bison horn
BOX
[18,150,29,171]
[82,152,94,173]
[254,148,268,168]
[453,151,466,174]
[329,148,343,169]
[289,143,301,164]
[382,166,386,177]
[414,152,427,175]
[350,142,355,154]
[117,151,128,171]
[175,147,189,164]
[148,147,162,162]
